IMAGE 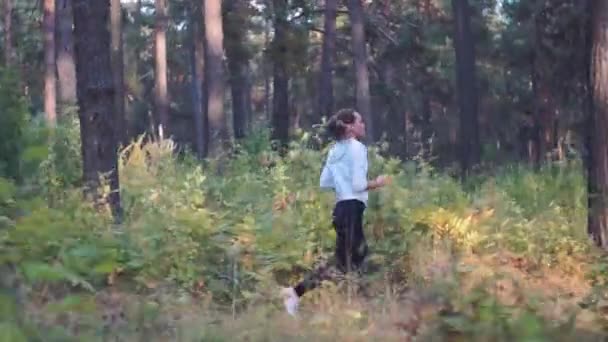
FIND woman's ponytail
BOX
[326,108,356,140]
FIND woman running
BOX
[281,108,389,316]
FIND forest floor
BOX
[21,246,608,341]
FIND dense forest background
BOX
[2,0,608,340]
[2,0,593,168]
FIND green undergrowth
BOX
[0,123,605,340]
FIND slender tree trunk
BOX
[204,0,228,156]
[583,0,594,175]
[588,0,608,249]
[317,0,337,122]
[531,8,542,167]
[111,0,127,145]
[584,0,593,184]
[3,0,14,66]
[228,58,251,140]
[532,7,557,167]
[224,0,252,140]
[72,0,121,219]
[271,0,289,150]
[44,0,57,126]
[132,0,152,134]
[537,84,557,164]
[530,58,541,167]
[419,0,433,160]
[517,110,537,165]
[347,0,372,141]
[190,2,206,158]
[382,60,406,159]
[451,0,481,179]
[155,0,169,137]
[200,2,209,152]
[420,88,432,159]
[56,0,77,109]
[264,20,272,121]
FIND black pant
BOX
[294,199,368,297]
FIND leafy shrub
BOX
[0,129,601,340]
[127,134,591,300]
[19,114,83,204]
[4,191,117,290]
[472,165,590,268]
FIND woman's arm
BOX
[351,142,389,191]
[320,164,333,189]
[351,143,368,192]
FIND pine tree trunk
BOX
[530,58,541,167]
[132,0,152,134]
[419,0,433,161]
[271,0,289,150]
[317,0,337,122]
[347,0,372,140]
[382,60,406,159]
[56,0,77,109]
[451,0,481,179]
[420,91,432,159]
[532,7,557,167]
[225,0,251,140]
[584,0,594,239]
[155,0,169,137]
[3,0,14,66]
[111,0,127,144]
[44,0,57,126]
[200,2,209,153]
[190,2,207,159]
[264,21,272,121]
[204,0,228,156]
[228,57,251,140]
[72,0,121,218]
[588,0,608,249]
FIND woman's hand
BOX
[375,175,391,187]
[368,175,391,190]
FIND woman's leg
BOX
[282,200,366,315]
[294,201,354,297]
[350,200,368,270]
[335,200,367,273]
[334,201,349,273]
[292,256,334,296]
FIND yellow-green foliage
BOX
[1,132,594,295]
[0,130,599,340]
[5,191,117,290]
[118,137,218,290]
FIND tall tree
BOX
[44,0,57,126]
[531,2,556,167]
[155,0,169,137]
[190,1,206,158]
[111,0,127,144]
[264,19,272,121]
[347,0,372,140]
[56,0,77,107]
[381,57,407,159]
[451,0,480,178]
[271,0,289,149]
[588,0,608,249]
[3,0,14,66]
[224,0,252,140]
[204,0,228,156]
[72,0,121,218]
[317,0,337,123]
